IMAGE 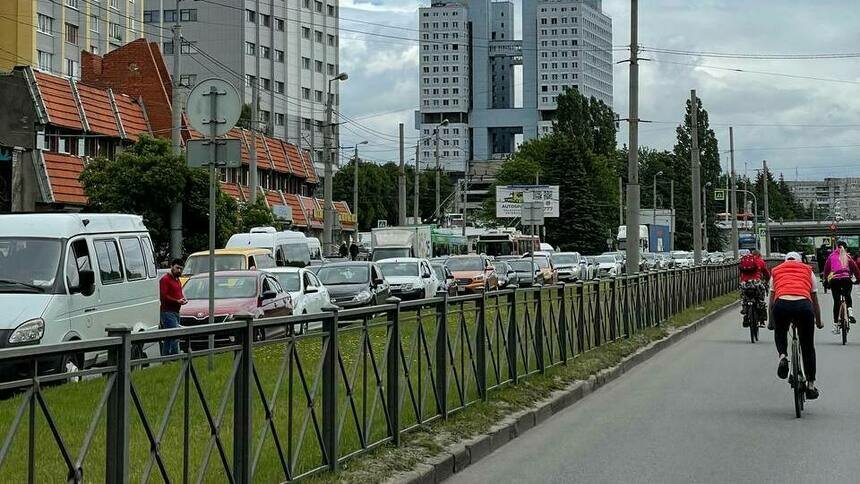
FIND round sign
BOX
[831,223,837,231]
[185,78,241,137]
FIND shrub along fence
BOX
[0,264,737,483]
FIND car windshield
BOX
[372,248,411,261]
[273,272,301,292]
[495,262,510,273]
[379,262,419,278]
[445,257,483,272]
[551,254,580,265]
[507,260,536,272]
[431,265,447,279]
[672,252,691,260]
[533,257,549,269]
[282,242,311,266]
[0,238,61,292]
[183,254,245,276]
[596,255,616,264]
[184,275,258,299]
[316,265,370,285]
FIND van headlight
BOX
[9,318,45,344]
[354,290,372,303]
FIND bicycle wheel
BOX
[791,340,802,418]
[842,318,848,346]
[749,320,758,343]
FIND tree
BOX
[239,197,276,232]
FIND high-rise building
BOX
[417,0,613,173]
[0,0,144,77]
[143,0,341,176]
[786,178,860,220]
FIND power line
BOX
[642,46,860,60]
[649,58,860,85]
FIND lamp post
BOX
[323,72,348,255]
[652,170,663,228]
[434,119,449,222]
[736,189,758,246]
[352,140,368,236]
[703,181,712,251]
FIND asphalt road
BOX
[448,292,860,484]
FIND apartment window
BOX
[259,110,271,124]
[275,81,284,93]
[328,4,336,16]
[180,74,197,86]
[163,10,177,22]
[315,1,323,12]
[180,42,197,54]
[258,14,270,27]
[327,63,335,75]
[302,57,310,69]
[65,58,79,78]
[246,75,256,87]
[37,14,54,34]
[245,42,256,55]
[327,34,336,46]
[302,87,310,99]
[302,27,311,39]
[108,22,122,41]
[110,0,119,8]
[66,0,79,8]
[90,14,99,32]
[261,78,271,91]
[260,46,270,59]
[246,9,256,23]
[180,9,197,22]
[143,10,159,23]
[303,118,311,130]
[275,113,285,126]
[90,45,99,55]
[303,0,310,8]
[65,23,79,45]
[37,51,53,71]
[275,49,284,62]
[163,41,174,55]
[315,30,323,42]
[314,60,322,73]
[314,90,323,102]
[275,18,284,31]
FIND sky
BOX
[337,0,860,181]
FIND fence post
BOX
[322,307,340,471]
[385,298,401,445]
[105,327,131,484]
[231,316,254,484]
[476,291,488,401]
[535,289,545,373]
[435,293,449,419]
[594,279,603,346]
[507,290,519,384]
[558,285,568,363]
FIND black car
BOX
[316,262,390,309]
[431,262,458,296]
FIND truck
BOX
[371,225,433,261]
[618,224,671,252]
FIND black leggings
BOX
[772,298,816,382]
[830,278,853,322]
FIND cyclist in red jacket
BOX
[739,250,770,327]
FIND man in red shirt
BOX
[739,250,770,326]
[160,258,187,355]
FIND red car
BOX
[180,271,293,345]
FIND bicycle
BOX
[787,322,806,418]
[740,281,763,343]
[837,293,849,346]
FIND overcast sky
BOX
[338,0,860,180]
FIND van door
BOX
[92,238,127,338]
[65,237,97,342]
[118,236,158,331]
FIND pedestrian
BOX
[349,241,359,261]
[159,258,187,356]
[339,241,349,258]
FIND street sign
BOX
[831,223,837,231]
[186,78,241,137]
[521,201,545,226]
[272,204,292,222]
[186,138,241,168]
[714,189,725,201]
[496,185,559,218]
[377,220,388,228]
[758,226,766,236]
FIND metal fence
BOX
[0,264,737,483]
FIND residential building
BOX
[0,0,144,78]
[786,178,860,220]
[142,0,341,177]
[417,0,613,172]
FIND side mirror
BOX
[422,272,431,279]
[75,269,96,296]
[305,285,319,294]
[261,289,278,301]
[373,277,385,286]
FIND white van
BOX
[226,226,312,267]
[0,213,159,377]
[306,236,323,263]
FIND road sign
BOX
[186,139,241,168]
[831,223,838,231]
[758,226,766,236]
[496,185,559,218]
[377,220,388,228]
[272,204,292,222]
[521,201,545,226]
[714,189,725,201]
[186,78,241,137]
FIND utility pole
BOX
[618,176,624,226]
[169,24,183,260]
[414,143,420,223]
[434,127,441,222]
[353,146,359,233]
[729,127,739,258]
[249,0,261,203]
[624,0,641,274]
[702,182,710,251]
[462,160,469,236]
[690,89,703,264]
[670,179,675,251]
[763,159,771,256]
[323,73,347,255]
[399,123,406,226]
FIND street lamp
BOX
[352,141,368,236]
[434,118,449,222]
[652,170,663,228]
[703,181,712,250]
[323,72,348,255]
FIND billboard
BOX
[496,185,559,218]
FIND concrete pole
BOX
[414,142,420,223]
[702,183,709,251]
[249,0,261,203]
[398,123,406,226]
[462,160,469,236]
[763,160,771,256]
[652,174,657,227]
[624,0,641,274]
[169,24,183,259]
[353,145,359,232]
[670,178,675,251]
[690,89,703,264]
[618,176,624,226]
[434,128,441,221]
[323,85,335,255]
[729,127,739,258]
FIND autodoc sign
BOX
[496,185,559,218]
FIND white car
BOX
[670,251,694,268]
[377,257,439,301]
[593,254,623,278]
[263,267,330,316]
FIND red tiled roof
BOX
[301,196,323,229]
[265,138,291,174]
[284,193,308,227]
[264,190,284,207]
[42,152,87,205]
[75,83,119,137]
[34,72,83,130]
[299,148,318,183]
[113,93,149,141]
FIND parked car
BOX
[431,263,458,296]
[0,213,160,379]
[581,256,597,280]
[594,254,623,278]
[377,258,439,300]
[641,252,660,271]
[180,271,293,345]
[316,262,390,309]
[263,267,331,316]
[601,251,626,273]
[180,248,276,285]
[539,242,555,253]
[493,261,520,289]
[445,255,498,293]
[525,254,558,285]
[656,253,673,269]
[550,252,583,281]
[226,226,313,267]
[670,251,694,268]
[506,259,542,286]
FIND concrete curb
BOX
[387,299,740,484]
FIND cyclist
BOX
[822,240,860,334]
[739,249,770,327]
[769,252,823,399]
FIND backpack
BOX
[739,255,758,274]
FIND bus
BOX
[431,229,469,257]
[475,230,539,257]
